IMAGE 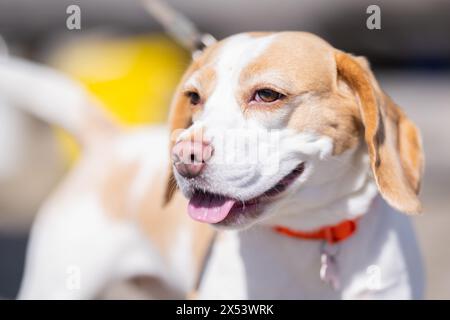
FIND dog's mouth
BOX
[187,162,305,225]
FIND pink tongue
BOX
[188,193,236,223]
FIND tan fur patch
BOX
[100,161,140,219]
[100,159,214,285]
[239,32,336,95]
[238,32,361,155]
[287,93,362,155]
[138,173,214,274]
[335,51,423,213]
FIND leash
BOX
[140,0,216,57]
[0,35,9,57]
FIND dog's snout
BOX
[172,140,213,178]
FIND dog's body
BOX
[16,126,423,299]
[17,126,213,299]
[0,32,425,299]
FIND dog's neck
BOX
[261,144,378,231]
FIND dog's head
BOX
[164,32,423,229]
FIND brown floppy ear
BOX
[163,87,193,206]
[335,51,424,214]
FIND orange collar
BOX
[273,219,358,245]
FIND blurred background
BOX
[0,0,449,299]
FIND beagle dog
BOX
[3,31,424,299]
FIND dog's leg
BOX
[18,183,164,299]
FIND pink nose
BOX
[172,140,213,178]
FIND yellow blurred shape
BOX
[48,34,189,163]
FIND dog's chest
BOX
[198,228,340,299]
[196,201,424,299]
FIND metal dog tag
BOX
[320,243,340,290]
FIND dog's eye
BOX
[186,91,201,105]
[253,89,283,103]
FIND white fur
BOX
[8,33,424,299]
[199,196,423,299]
